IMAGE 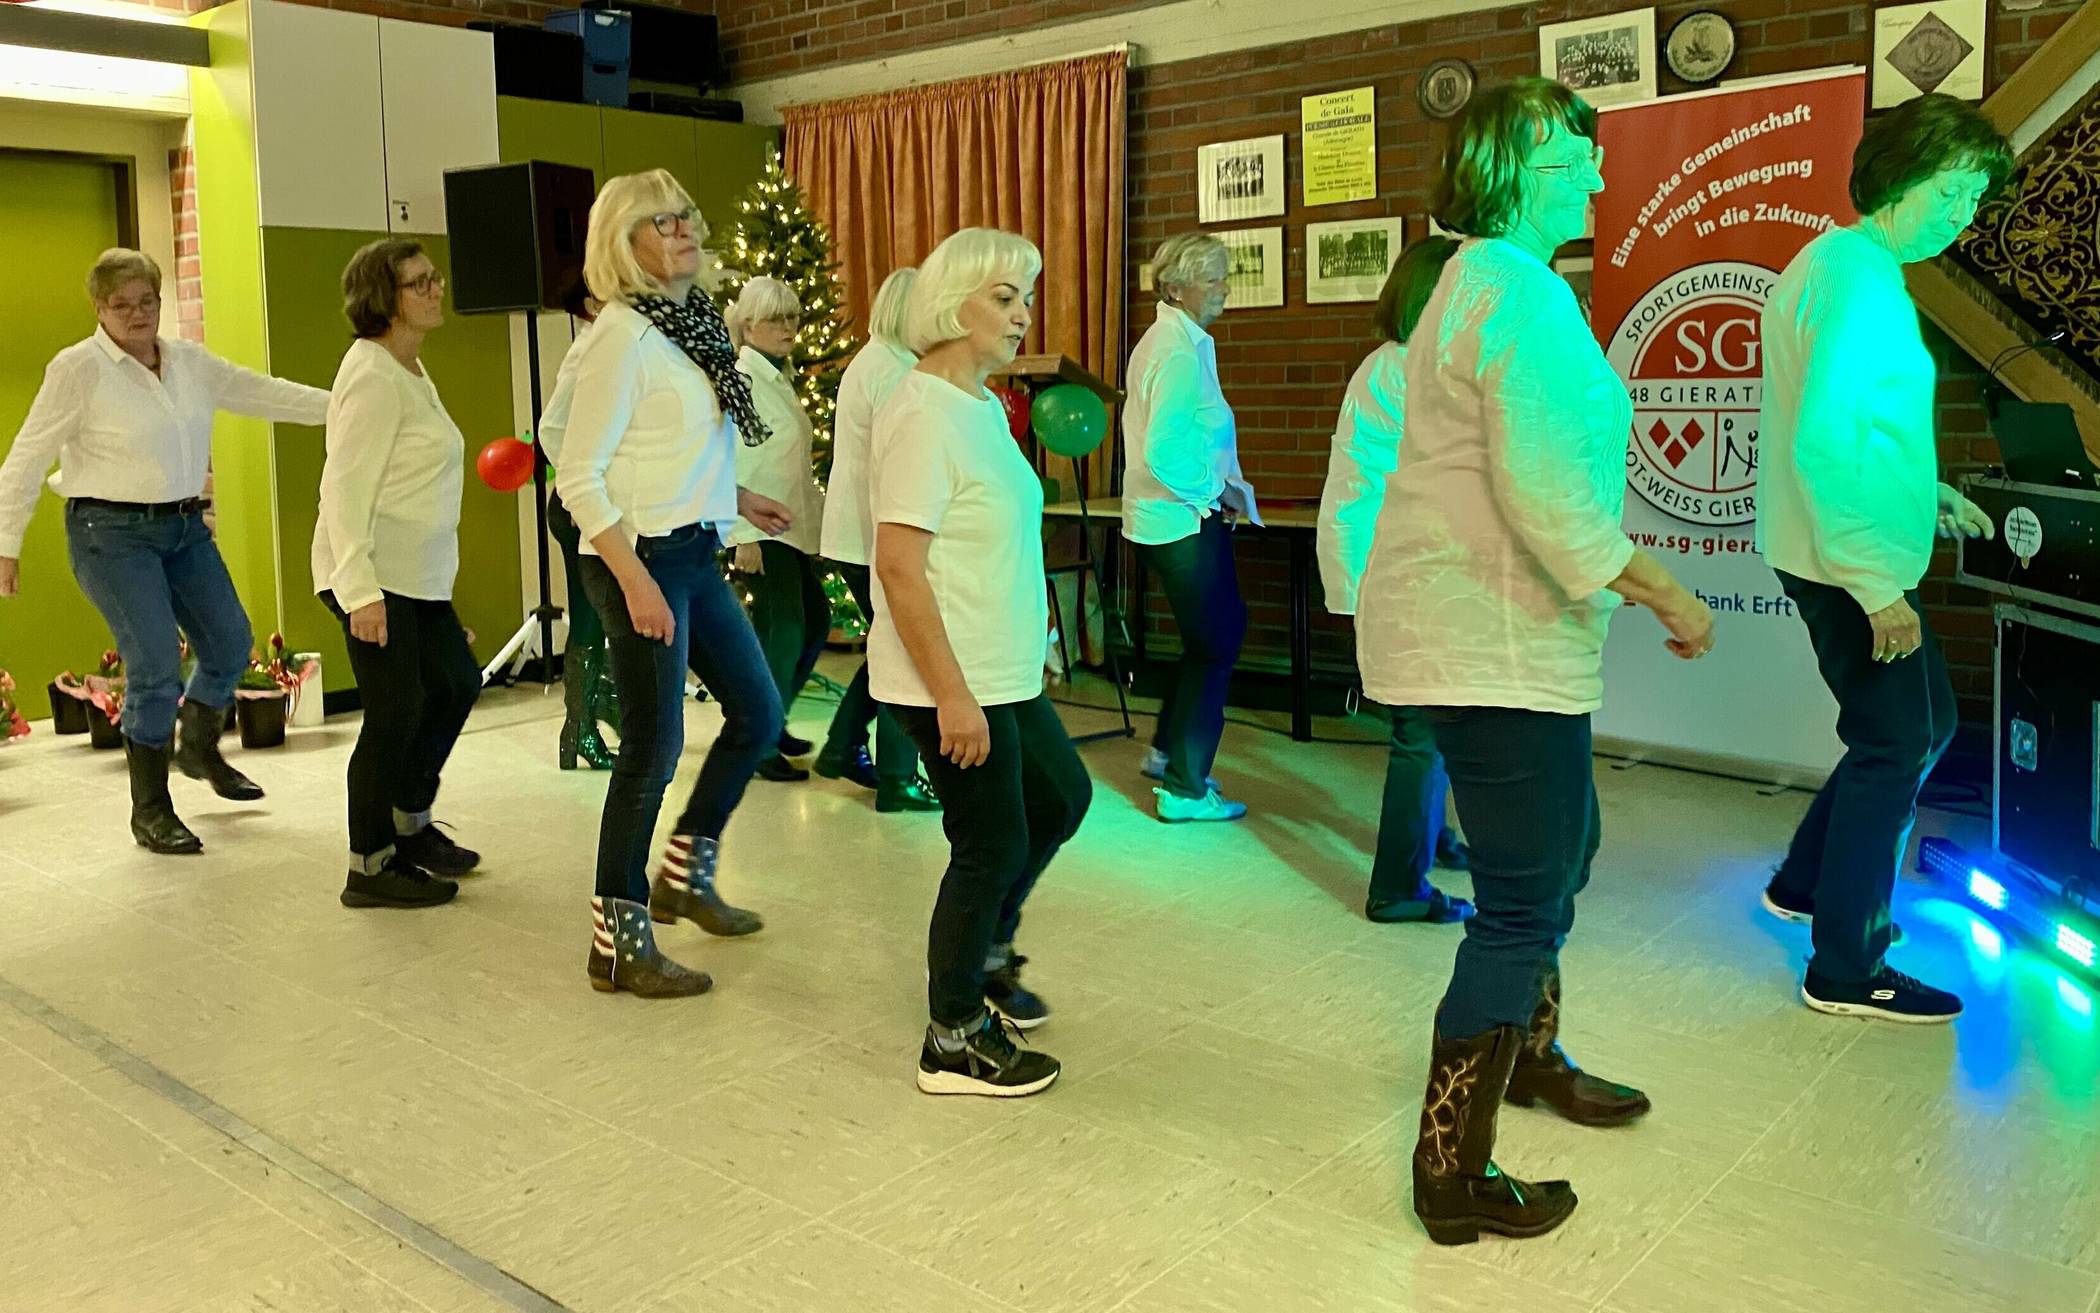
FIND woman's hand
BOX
[1936,483,1994,540]
[1866,597,1922,663]
[1656,587,1716,661]
[738,487,792,537]
[733,542,764,574]
[937,696,991,768]
[348,600,388,647]
[624,575,676,647]
[0,556,19,598]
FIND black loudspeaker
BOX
[581,0,724,89]
[442,161,597,315]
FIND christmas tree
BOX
[714,149,857,483]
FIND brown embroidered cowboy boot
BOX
[1504,969,1651,1126]
[1412,1023,1578,1245]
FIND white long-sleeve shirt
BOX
[1317,341,1407,616]
[820,338,916,566]
[1120,301,1262,545]
[553,300,740,556]
[312,339,464,608]
[727,345,823,552]
[0,327,327,556]
[1356,238,1637,715]
[1756,226,1940,613]
[534,318,595,466]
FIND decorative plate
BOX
[1666,11,1737,84]
[1418,58,1476,120]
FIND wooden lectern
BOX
[990,354,1133,743]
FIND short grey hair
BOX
[1150,233,1229,299]
[866,267,917,348]
[904,229,1042,355]
[87,248,162,303]
[726,275,802,348]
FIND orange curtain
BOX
[783,50,1127,494]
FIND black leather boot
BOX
[588,896,711,997]
[1413,1023,1578,1245]
[125,737,202,855]
[1505,969,1651,1127]
[172,699,264,801]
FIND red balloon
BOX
[477,437,535,492]
[994,384,1031,443]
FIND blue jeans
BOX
[1136,515,1246,798]
[1770,574,1956,982]
[577,526,783,902]
[1366,704,1452,910]
[64,501,252,749]
[1423,705,1599,1040]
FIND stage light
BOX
[1968,870,2008,910]
[2056,923,2096,968]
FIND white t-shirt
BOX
[312,339,465,607]
[821,339,916,566]
[866,370,1047,708]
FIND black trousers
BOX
[822,563,919,782]
[1770,572,1956,982]
[1421,705,1599,1040]
[324,591,482,862]
[745,540,829,738]
[892,693,1092,1026]
[1135,516,1245,798]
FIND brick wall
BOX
[168,138,205,342]
[1119,0,2088,735]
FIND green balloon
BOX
[1030,384,1109,458]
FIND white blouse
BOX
[820,339,916,566]
[1120,301,1262,545]
[312,339,465,608]
[0,327,327,556]
[554,301,740,556]
[1356,239,1637,716]
[1756,226,1941,614]
[727,345,824,553]
[1317,340,1408,617]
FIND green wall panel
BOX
[601,107,701,208]
[260,228,521,694]
[692,120,778,233]
[0,153,124,720]
[496,96,604,175]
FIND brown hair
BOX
[1371,237,1460,344]
[1434,78,1598,238]
[340,238,427,338]
[1850,93,2014,216]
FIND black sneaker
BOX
[1761,882,1905,945]
[984,954,1049,1030]
[340,858,458,909]
[916,1014,1060,1097]
[815,744,879,789]
[778,732,815,758]
[394,823,480,877]
[756,753,810,782]
[1802,965,1962,1024]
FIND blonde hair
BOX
[584,169,711,305]
[904,229,1042,354]
[1150,233,1228,299]
[866,267,917,347]
[725,275,802,349]
[86,248,162,303]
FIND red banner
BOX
[1592,70,1864,530]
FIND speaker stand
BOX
[481,312,563,688]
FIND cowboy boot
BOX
[1413,1023,1578,1245]
[587,896,711,997]
[1504,969,1651,1127]
[173,698,264,801]
[125,737,202,855]
[559,651,615,771]
[648,834,763,936]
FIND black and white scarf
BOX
[630,289,772,447]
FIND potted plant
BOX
[234,633,317,749]
[0,669,28,745]
[57,650,128,749]
[45,674,89,734]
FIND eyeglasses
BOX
[398,272,446,296]
[1531,146,1606,181]
[648,207,699,236]
[106,295,161,317]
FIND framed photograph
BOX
[1554,255,1595,325]
[1306,217,1404,304]
[1540,7,1658,108]
[1872,0,1986,108]
[1217,226,1285,310]
[1197,135,1286,224]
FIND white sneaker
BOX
[1154,787,1248,823]
[1140,748,1218,793]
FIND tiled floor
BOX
[1,665,2096,1313]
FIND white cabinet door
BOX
[378,19,498,235]
[249,0,386,231]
